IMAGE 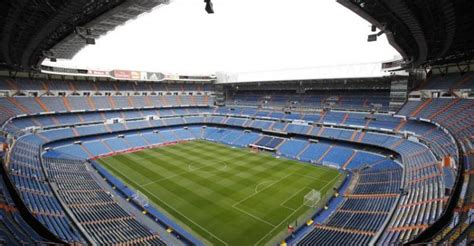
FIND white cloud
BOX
[43,0,400,75]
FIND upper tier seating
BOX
[227,90,391,111]
[0,95,213,125]
[419,72,474,90]
[0,77,213,94]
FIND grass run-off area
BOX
[98,140,343,246]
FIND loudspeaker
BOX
[86,38,96,45]
[205,0,214,14]
[367,34,377,42]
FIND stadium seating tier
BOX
[0,77,472,245]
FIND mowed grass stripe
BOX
[145,145,295,222]
[143,142,253,185]
[148,140,296,188]
[103,141,246,186]
[98,140,342,246]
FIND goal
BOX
[132,190,150,208]
[303,189,321,208]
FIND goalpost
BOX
[304,189,321,208]
[132,190,150,208]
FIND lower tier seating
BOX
[43,158,165,245]
[298,163,402,245]
[396,98,474,244]
[0,173,48,244]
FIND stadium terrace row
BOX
[0,169,49,245]
[3,107,213,134]
[0,87,471,245]
[396,98,474,244]
[8,140,84,243]
[0,77,213,95]
[417,72,474,91]
[0,95,213,124]
[227,89,391,111]
[43,157,166,245]
[299,165,402,245]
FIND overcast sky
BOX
[43,0,400,75]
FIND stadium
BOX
[0,0,473,245]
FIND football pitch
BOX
[98,140,343,246]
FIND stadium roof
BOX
[216,62,405,84]
[0,0,166,71]
[338,0,474,68]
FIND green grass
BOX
[97,140,342,246]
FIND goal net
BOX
[132,190,150,208]
[304,189,321,208]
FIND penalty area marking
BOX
[233,172,295,208]
[229,172,296,229]
[231,204,277,227]
[278,186,315,211]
